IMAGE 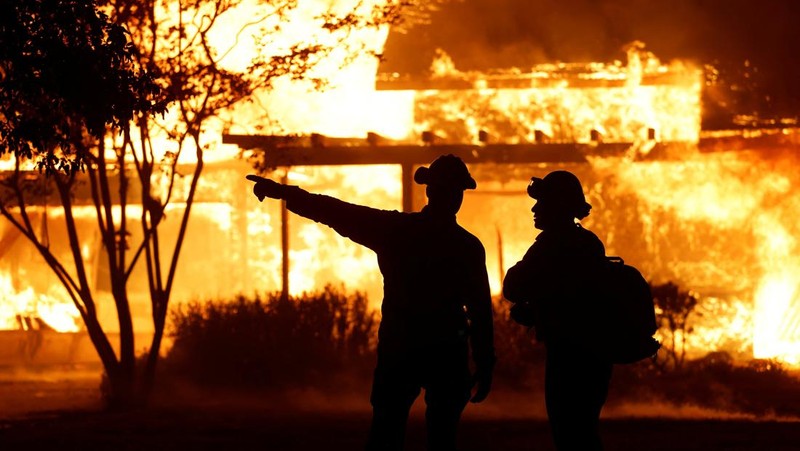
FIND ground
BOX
[1,367,799,450]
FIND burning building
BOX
[221,2,800,366]
[2,0,800,369]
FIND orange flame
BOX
[0,271,80,333]
[613,151,800,364]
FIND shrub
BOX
[163,285,378,390]
[162,284,800,417]
[491,297,546,389]
[609,351,800,416]
[651,281,700,370]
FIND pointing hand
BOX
[246,174,285,201]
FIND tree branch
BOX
[53,171,98,316]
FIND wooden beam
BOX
[374,71,696,91]
[223,133,639,166]
[401,163,414,213]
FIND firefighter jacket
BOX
[503,224,606,345]
[282,187,495,368]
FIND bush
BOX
[161,285,800,417]
[163,285,378,390]
[491,297,546,389]
[610,351,800,416]
[162,289,547,393]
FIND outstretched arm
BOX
[246,175,395,250]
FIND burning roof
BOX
[378,0,800,126]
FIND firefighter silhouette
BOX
[247,154,495,451]
[503,171,612,451]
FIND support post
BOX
[401,163,414,213]
[280,171,290,302]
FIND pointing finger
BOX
[246,174,268,183]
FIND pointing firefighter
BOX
[503,170,612,451]
[247,154,495,451]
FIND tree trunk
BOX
[95,285,142,410]
[141,291,169,400]
[103,366,140,411]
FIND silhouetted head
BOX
[415,154,476,215]
[527,170,591,230]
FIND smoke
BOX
[459,389,800,422]
[604,401,800,422]
[381,0,800,116]
[386,0,800,67]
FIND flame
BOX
[754,275,799,364]
[0,271,80,333]
[242,165,400,301]
[413,48,701,145]
[685,296,753,359]
[613,150,800,364]
[218,0,414,140]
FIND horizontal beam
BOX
[374,72,696,91]
[223,133,637,166]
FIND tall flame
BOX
[612,150,800,363]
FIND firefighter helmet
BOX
[527,170,592,219]
[414,154,477,190]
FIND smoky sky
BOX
[380,0,800,118]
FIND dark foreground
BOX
[1,408,800,450]
[1,370,799,450]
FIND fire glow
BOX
[0,272,80,333]
[613,153,800,364]
[1,2,799,369]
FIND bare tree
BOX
[1,0,405,409]
[652,281,699,370]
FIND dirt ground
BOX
[1,368,800,450]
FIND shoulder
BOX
[536,226,605,256]
[575,225,605,256]
[456,226,486,255]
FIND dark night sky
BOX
[380,0,800,120]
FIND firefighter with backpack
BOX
[503,170,613,451]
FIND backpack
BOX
[594,256,661,364]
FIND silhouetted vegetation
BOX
[608,281,800,417]
[163,285,377,391]
[162,288,545,393]
[610,352,800,417]
[491,298,545,388]
[652,282,700,370]
[162,285,800,416]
